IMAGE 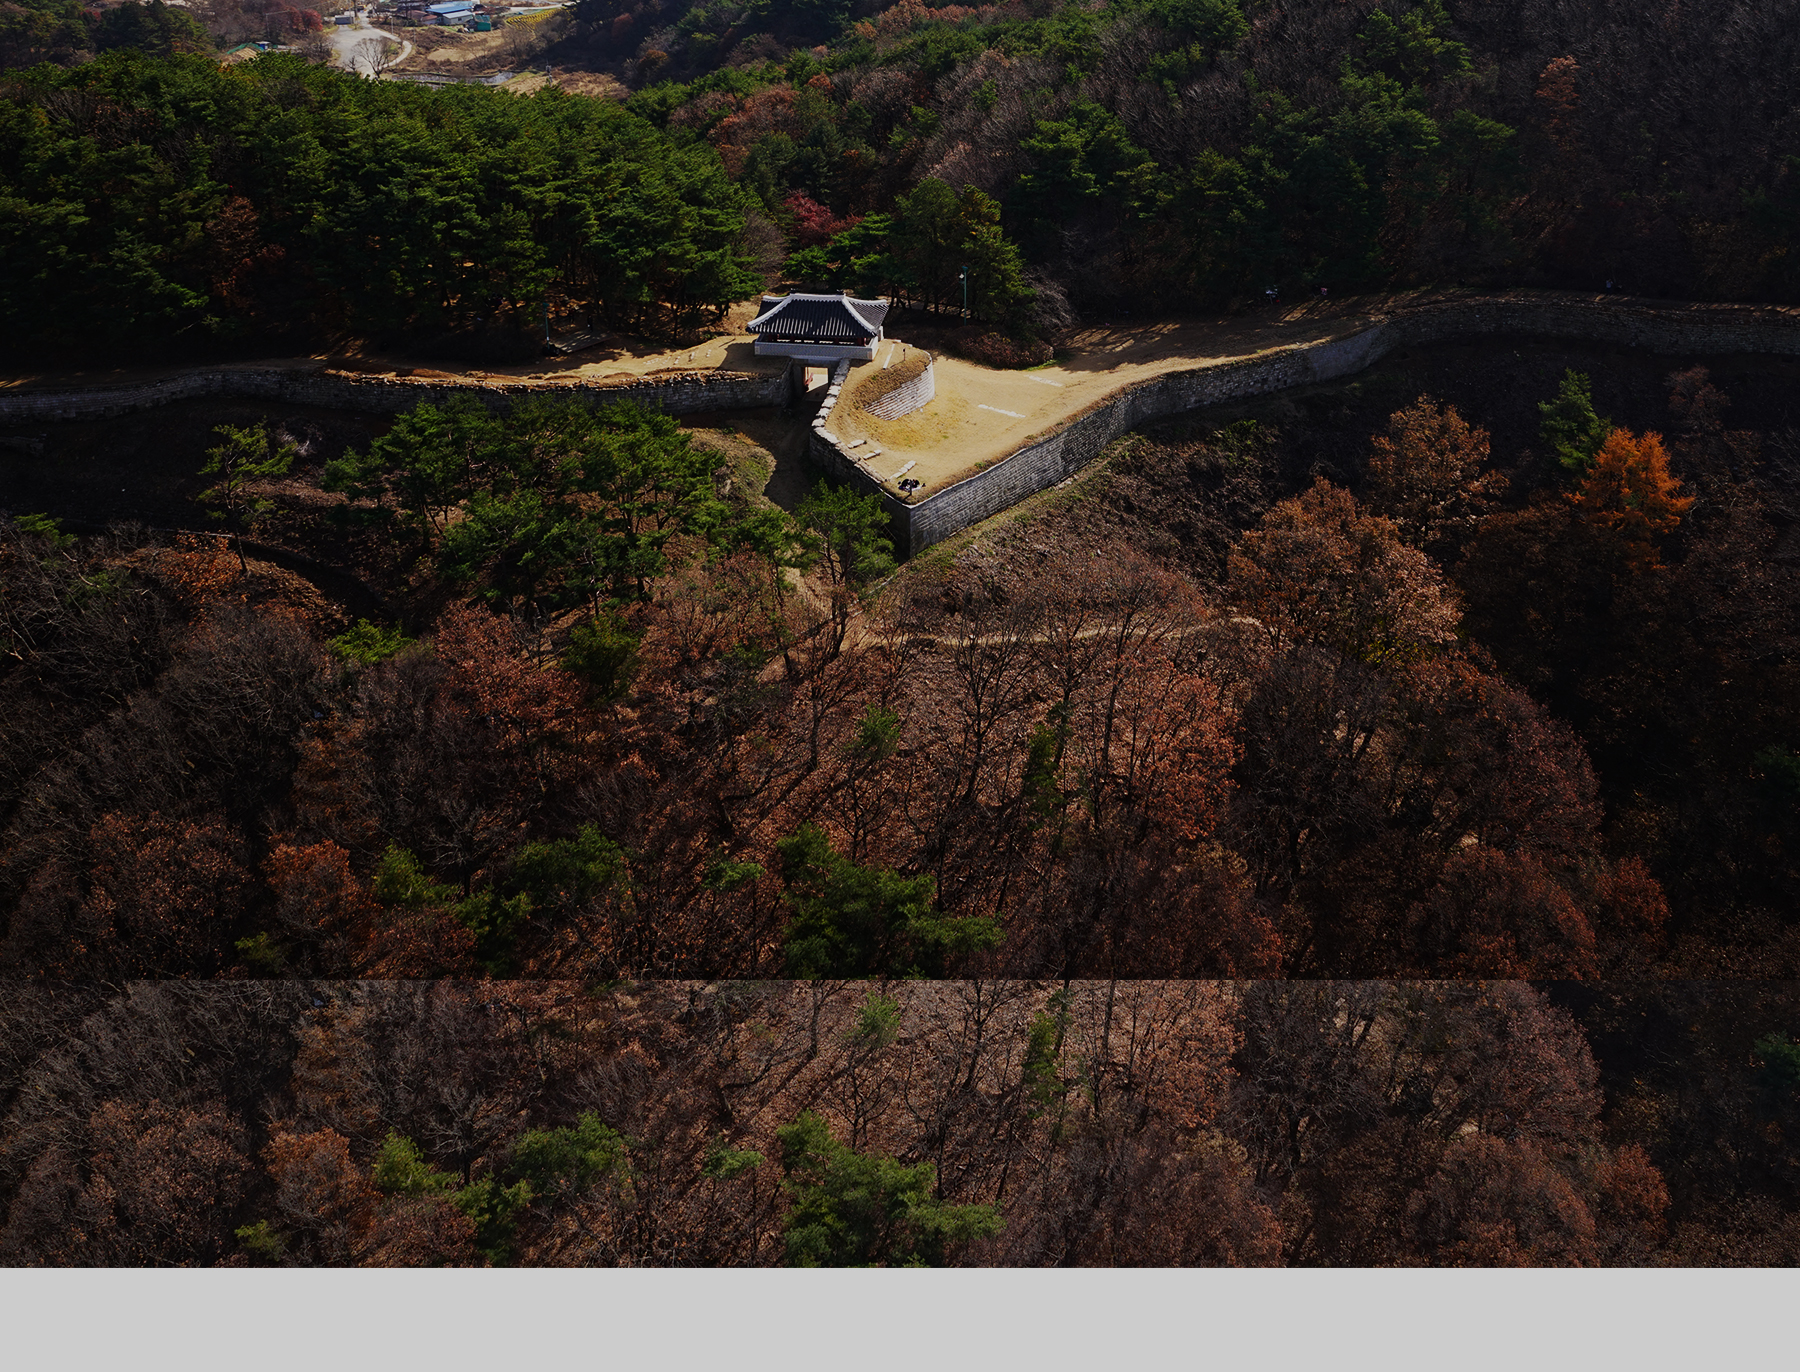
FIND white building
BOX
[746,293,890,364]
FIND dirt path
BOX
[328,16,413,76]
[0,301,774,395]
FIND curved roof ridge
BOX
[748,292,889,342]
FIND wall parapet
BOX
[807,359,921,545]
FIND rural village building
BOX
[747,292,890,364]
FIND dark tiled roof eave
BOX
[749,293,889,343]
[847,297,890,331]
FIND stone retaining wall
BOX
[0,365,790,423]
[863,353,936,420]
[10,293,1799,558]
[808,359,852,437]
[807,360,923,548]
[892,294,1800,555]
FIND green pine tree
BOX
[1539,369,1614,477]
[775,824,1000,977]
[776,1111,1001,1266]
[197,422,296,573]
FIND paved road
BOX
[327,14,414,76]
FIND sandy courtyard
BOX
[816,308,1364,498]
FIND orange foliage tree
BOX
[1571,428,1694,545]
[1229,479,1462,668]
[1365,397,1508,559]
[0,1099,252,1266]
[78,812,250,978]
[261,1127,475,1267]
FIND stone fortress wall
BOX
[861,353,936,421]
[805,360,879,491]
[0,365,791,424]
[883,294,1800,555]
[7,293,1798,556]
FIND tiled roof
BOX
[748,293,889,342]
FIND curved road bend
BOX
[327,12,415,77]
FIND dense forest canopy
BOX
[4,0,1800,1276]
[598,0,1800,302]
[3,345,1795,982]
[0,0,213,71]
[0,51,766,359]
[3,979,1799,1267]
[3,0,1800,360]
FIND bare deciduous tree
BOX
[349,34,401,75]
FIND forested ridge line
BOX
[6,0,1800,365]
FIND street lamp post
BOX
[960,266,968,318]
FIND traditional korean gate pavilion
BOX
[746,292,890,364]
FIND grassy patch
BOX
[856,391,977,450]
[687,426,781,511]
